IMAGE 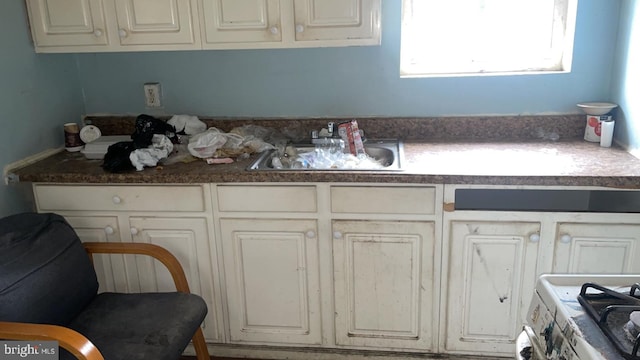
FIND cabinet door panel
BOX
[293,0,380,42]
[220,218,321,345]
[333,220,436,350]
[26,0,109,46]
[127,217,219,342]
[201,0,281,44]
[65,216,125,293]
[554,223,640,274]
[446,221,540,354]
[114,0,197,45]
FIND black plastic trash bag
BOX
[102,141,136,173]
[131,114,177,148]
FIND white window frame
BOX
[400,0,578,77]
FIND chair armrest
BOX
[82,242,191,293]
[0,321,104,360]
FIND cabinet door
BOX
[219,218,322,345]
[26,0,110,47]
[127,217,220,342]
[293,0,380,43]
[64,215,125,294]
[200,0,282,45]
[553,223,640,274]
[333,220,436,351]
[113,0,198,46]
[445,221,540,355]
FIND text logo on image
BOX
[1,341,58,359]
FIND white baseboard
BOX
[3,147,63,185]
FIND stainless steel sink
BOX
[247,139,403,171]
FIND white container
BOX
[584,115,612,142]
[600,120,615,147]
[81,135,131,159]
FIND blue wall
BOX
[611,0,640,153]
[0,1,84,217]
[77,1,621,117]
[1,0,635,217]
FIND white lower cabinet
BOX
[553,222,640,274]
[32,184,222,343]
[65,215,125,293]
[444,220,541,355]
[219,218,322,345]
[33,182,640,358]
[332,220,437,351]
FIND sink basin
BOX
[247,139,403,171]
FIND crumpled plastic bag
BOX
[168,115,207,135]
[102,141,136,173]
[187,128,227,158]
[131,114,177,147]
[129,134,174,171]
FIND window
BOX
[400,0,578,77]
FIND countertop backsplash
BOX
[84,114,586,142]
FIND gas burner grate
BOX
[578,283,640,360]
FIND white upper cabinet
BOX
[113,0,199,47]
[26,0,380,51]
[26,0,201,52]
[293,0,380,44]
[200,0,282,45]
[26,0,110,47]
[199,0,381,49]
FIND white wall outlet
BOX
[143,83,162,107]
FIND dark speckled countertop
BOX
[13,140,640,188]
[12,115,640,188]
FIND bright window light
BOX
[400,0,578,77]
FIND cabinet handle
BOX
[93,29,103,37]
[333,231,342,240]
[560,234,572,244]
[112,196,122,204]
[295,24,305,33]
[118,29,128,38]
[130,227,138,235]
[269,26,279,35]
[306,230,316,238]
[104,226,114,235]
[529,233,540,243]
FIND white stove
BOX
[521,274,640,360]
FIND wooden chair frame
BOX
[0,242,210,360]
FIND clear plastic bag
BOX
[187,128,227,158]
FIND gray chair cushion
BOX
[0,212,98,325]
[66,292,208,360]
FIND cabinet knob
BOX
[130,227,138,235]
[560,234,572,244]
[306,230,316,238]
[104,226,114,235]
[333,231,342,240]
[118,29,128,38]
[529,233,540,243]
[269,26,279,35]
[93,29,103,37]
[112,196,122,204]
[295,24,305,33]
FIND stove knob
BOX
[560,234,572,244]
[529,233,540,243]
